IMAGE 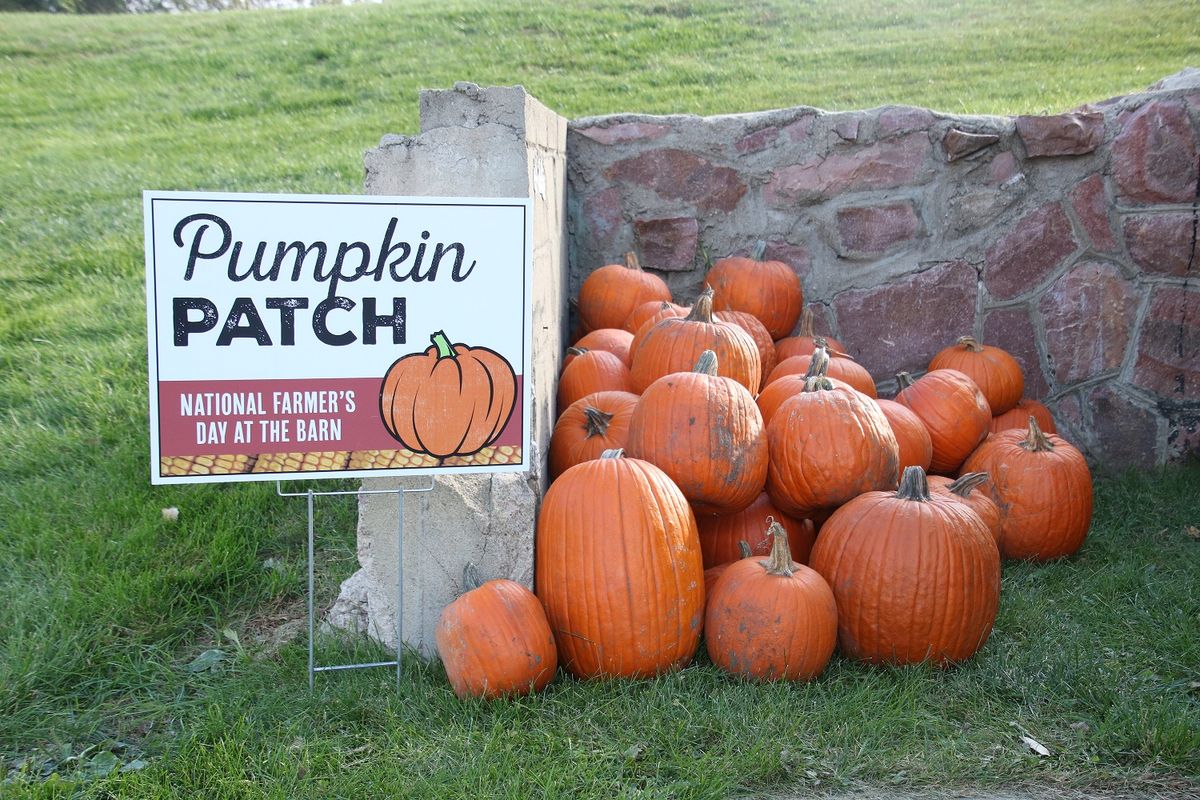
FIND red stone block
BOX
[1039,261,1140,386]
[604,149,747,213]
[1084,383,1163,470]
[1015,112,1105,157]
[573,122,671,145]
[633,217,699,272]
[830,260,977,381]
[735,126,780,154]
[764,132,931,206]
[983,201,1078,300]
[982,305,1050,399]
[1132,285,1200,398]
[1112,100,1200,205]
[835,202,921,257]
[1068,174,1119,253]
[988,152,1020,185]
[1123,212,1197,278]
[581,186,624,253]
[878,107,935,136]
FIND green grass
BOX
[1,0,1198,796]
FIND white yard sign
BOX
[145,191,531,484]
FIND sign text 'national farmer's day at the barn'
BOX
[145,192,532,485]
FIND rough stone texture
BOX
[830,261,977,382]
[834,202,921,258]
[1123,212,1198,277]
[347,84,568,655]
[982,304,1050,401]
[983,201,1078,300]
[634,217,699,271]
[1039,261,1140,386]
[943,128,1000,161]
[1068,174,1119,253]
[1015,111,1105,157]
[1083,383,1164,471]
[1111,99,1200,205]
[604,149,747,213]
[1132,285,1200,399]
[573,122,670,145]
[764,132,932,206]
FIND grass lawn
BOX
[1,0,1198,796]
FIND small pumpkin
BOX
[578,252,672,333]
[705,241,804,340]
[380,330,517,458]
[775,307,847,360]
[623,299,688,335]
[929,336,1024,416]
[809,466,1001,667]
[548,390,639,479]
[755,362,854,425]
[876,398,934,472]
[556,348,635,416]
[626,351,767,515]
[695,492,816,568]
[536,449,705,679]
[704,519,838,682]
[990,398,1057,435]
[961,416,1093,561]
[629,287,762,394]
[566,328,635,369]
[894,369,991,475]
[435,564,557,700]
[928,472,1002,546]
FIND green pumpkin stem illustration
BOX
[431,330,456,359]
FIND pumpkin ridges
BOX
[578,252,673,333]
[548,390,639,479]
[705,243,805,340]
[556,348,635,416]
[894,369,991,475]
[929,336,1024,416]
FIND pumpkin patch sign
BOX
[144,191,531,483]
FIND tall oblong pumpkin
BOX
[894,368,991,475]
[536,450,705,679]
[705,241,804,340]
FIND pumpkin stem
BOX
[462,562,484,591]
[948,472,990,498]
[624,251,642,270]
[430,330,456,359]
[600,448,624,459]
[686,286,716,324]
[798,306,815,338]
[566,346,588,357]
[1019,415,1055,453]
[737,540,752,559]
[803,347,835,392]
[750,240,768,261]
[896,465,932,502]
[693,350,719,376]
[895,371,916,390]
[761,518,794,576]
[956,335,985,353]
[583,406,614,438]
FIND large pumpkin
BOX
[809,466,1001,666]
[626,351,767,516]
[695,492,815,568]
[548,390,639,479]
[578,252,672,333]
[766,353,900,517]
[629,287,761,394]
[961,416,1093,561]
[536,450,705,679]
[705,241,804,340]
[435,566,557,700]
[929,336,1024,416]
[894,369,991,475]
[705,519,838,682]
[379,330,517,458]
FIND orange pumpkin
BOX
[705,241,804,339]
[629,287,761,394]
[765,352,877,398]
[578,252,672,333]
[766,353,900,517]
[626,351,767,515]
[929,336,1024,416]
[379,330,516,458]
[990,398,1057,435]
[548,390,639,479]
[927,472,1002,546]
[809,466,1001,667]
[622,300,687,335]
[775,307,847,360]
[703,540,752,601]
[565,328,635,369]
[756,371,854,425]
[704,519,838,682]
[715,309,778,392]
[535,450,705,679]
[435,565,557,700]
[961,416,1093,561]
[695,492,815,568]
[876,398,934,472]
[894,369,991,475]
[556,348,635,416]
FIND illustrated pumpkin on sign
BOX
[378,330,517,458]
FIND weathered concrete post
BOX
[328,84,568,655]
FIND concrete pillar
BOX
[326,84,568,656]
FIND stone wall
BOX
[567,69,1200,470]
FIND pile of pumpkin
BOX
[435,247,1094,700]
